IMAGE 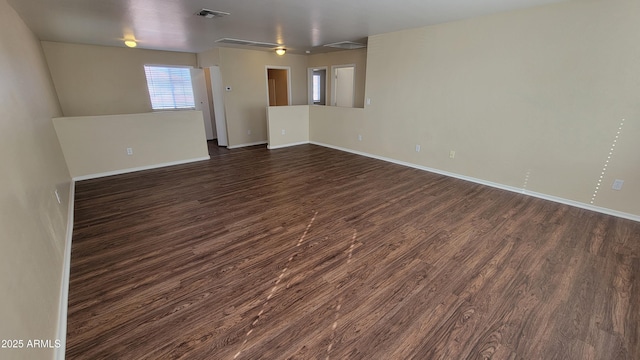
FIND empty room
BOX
[1,0,639,359]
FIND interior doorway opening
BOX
[207,66,228,147]
[308,67,327,105]
[266,67,291,106]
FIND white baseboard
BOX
[227,141,268,149]
[72,156,211,181]
[56,180,75,360]
[310,141,640,223]
[521,189,640,222]
[267,141,310,150]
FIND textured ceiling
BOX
[8,0,568,54]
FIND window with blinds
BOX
[313,74,321,103]
[144,65,195,110]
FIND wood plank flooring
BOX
[67,143,640,359]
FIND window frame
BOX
[312,74,322,103]
[143,64,196,111]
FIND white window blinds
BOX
[144,65,195,110]
[313,74,321,102]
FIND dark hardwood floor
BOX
[67,143,640,359]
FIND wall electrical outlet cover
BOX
[126,147,133,155]
[612,179,624,190]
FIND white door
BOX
[190,68,214,140]
[209,66,228,147]
[204,67,217,139]
[333,66,355,108]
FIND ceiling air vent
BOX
[197,9,230,19]
[323,41,367,50]
[215,38,280,49]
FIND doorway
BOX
[190,68,215,140]
[308,67,327,105]
[332,65,355,107]
[207,66,228,147]
[203,67,218,140]
[266,67,291,106]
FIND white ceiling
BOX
[8,0,568,54]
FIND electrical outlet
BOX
[449,150,455,159]
[358,134,362,141]
[366,98,371,105]
[54,189,61,204]
[247,130,251,135]
[415,144,421,152]
[612,179,624,190]
[126,147,133,156]
[281,129,286,135]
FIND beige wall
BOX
[267,106,310,149]
[42,42,197,117]
[310,106,366,148]
[197,48,220,68]
[311,0,640,218]
[53,111,210,179]
[197,47,308,148]
[308,49,367,108]
[0,1,72,358]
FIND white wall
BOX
[0,1,72,359]
[53,111,210,179]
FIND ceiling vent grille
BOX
[324,41,367,50]
[196,9,230,19]
[215,38,280,49]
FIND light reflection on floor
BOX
[326,229,358,360]
[233,211,318,359]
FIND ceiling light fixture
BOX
[124,39,137,48]
[275,48,286,56]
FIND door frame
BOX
[265,66,292,106]
[331,64,356,107]
[190,68,214,140]
[307,66,328,105]
[208,66,229,147]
